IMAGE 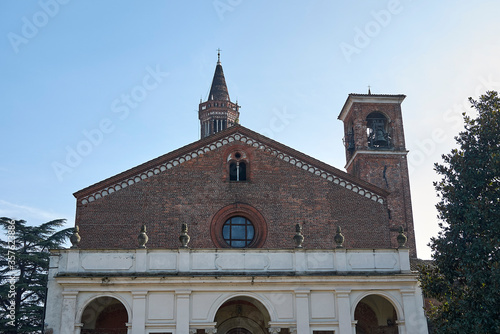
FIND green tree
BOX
[419,91,500,333]
[0,218,72,334]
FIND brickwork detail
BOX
[74,133,390,250]
[79,132,384,206]
[339,94,417,257]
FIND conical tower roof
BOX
[208,55,230,101]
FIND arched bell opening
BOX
[214,297,272,334]
[80,296,128,334]
[354,295,398,334]
[344,122,355,152]
[366,112,391,149]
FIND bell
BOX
[373,128,388,146]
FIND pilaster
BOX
[176,290,192,334]
[335,290,353,334]
[60,291,78,334]
[131,291,147,334]
[295,289,310,334]
[401,289,428,334]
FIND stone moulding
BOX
[78,132,385,206]
[51,248,411,275]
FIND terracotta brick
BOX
[74,127,392,251]
[340,94,417,257]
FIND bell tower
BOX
[338,92,417,257]
[199,50,240,138]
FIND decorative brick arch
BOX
[211,203,267,248]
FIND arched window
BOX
[229,152,247,181]
[366,112,390,148]
[344,123,355,151]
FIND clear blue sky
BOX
[1,0,499,259]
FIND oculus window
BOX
[222,216,254,248]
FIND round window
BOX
[211,203,267,248]
[222,216,255,248]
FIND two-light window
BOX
[229,161,246,181]
[228,151,247,181]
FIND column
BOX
[131,291,147,334]
[295,289,310,334]
[176,290,191,334]
[335,290,353,334]
[60,291,78,334]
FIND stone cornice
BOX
[345,149,409,170]
[338,93,406,121]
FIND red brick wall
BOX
[343,101,417,257]
[343,102,407,163]
[75,141,391,250]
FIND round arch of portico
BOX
[207,292,278,324]
[350,290,404,322]
[76,293,132,327]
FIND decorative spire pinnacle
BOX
[368,85,371,95]
[217,48,221,64]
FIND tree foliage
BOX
[0,218,72,334]
[419,91,500,333]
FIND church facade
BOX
[45,55,429,334]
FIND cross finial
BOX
[217,48,221,64]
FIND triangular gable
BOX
[74,126,388,205]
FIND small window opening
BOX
[230,161,246,181]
